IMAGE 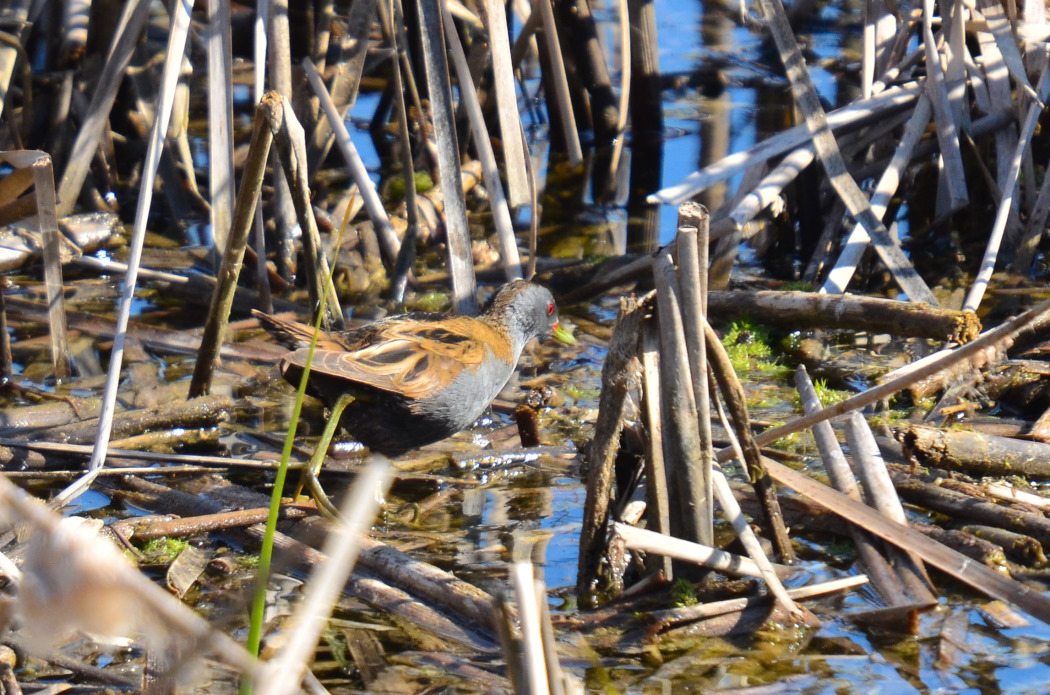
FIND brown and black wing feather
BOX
[281,315,509,401]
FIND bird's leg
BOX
[294,393,354,518]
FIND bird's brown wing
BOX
[252,310,350,352]
[283,316,510,400]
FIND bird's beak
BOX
[552,321,576,345]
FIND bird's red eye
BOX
[547,302,555,317]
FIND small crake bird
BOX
[255,280,574,457]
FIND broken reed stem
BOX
[644,575,866,634]
[265,92,345,331]
[32,154,70,380]
[756,0,938,305]
[710,468,800,614]
[510,563,551,695]
[764,455,1050,625]
[56,0,152,217]
[189,98,274,398]
[0,278,10,379]
[703,319,795,563]
[843,411,936,603]
[673,206,712,546]
[51,0,194,507]
[611,521,784,579]
[641,319,674,580]
[384,9,419,302]
[255,462,392,695]
[441,6,522,281]
[205,0,234,256]
[652,251,707,555]
[576,296,644,605]
[795,366,910,606]
[416,0,477,314]
[533,0,583,165]
[302,57,401,269]
[482,0,530,207]
[267,0,298,284]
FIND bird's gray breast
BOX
[412,347,514,431]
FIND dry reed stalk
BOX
[510,563,551,695]
[767,456,1050,625]
[442,8,522,280]
[22,153,71,380]
[795,367,910,606]
[651,81,921,206]
[704,320,794,562]
[532,0,582,165]
[757,0,937,305]
[652,251,707,554]
[267,0,298,283]
[963,63,1050,312]
[640,321,673,580]
[305,0,376,174]
[611,522,783,578]
[52,0,194,507]
[256,462,391,695]
[862,0,897,97]
[56,0,151,217]
[251,0,272,315]
[821,93,932,294]
[265,92,345,330]
[673,205,713,545]
[844,412,937,603]
[607,0,631,181]
[483,0,530,208]
[205,0,234,255]
[920,0,968,213]
[0,0,31,128]
[416,0,477,313]
[644,575,864,634]
[302,58,401,268]
[0,279,9,380]
[723,296,1050,460]
[386,16,420,303]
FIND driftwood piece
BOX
[912,523,1009,570]
[707,290,981,342]
[117,475,500,652]
[577,295,644,605]
[763,456,1050,624]
[898,424,1050,478]
[43,395,233,445]
[958,524,1048,566]
[644,577,852,636]
[889,467,1050,546]
[725,295,1050,460]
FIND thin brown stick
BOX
[189,98,274,397]
[704,320,794,563]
